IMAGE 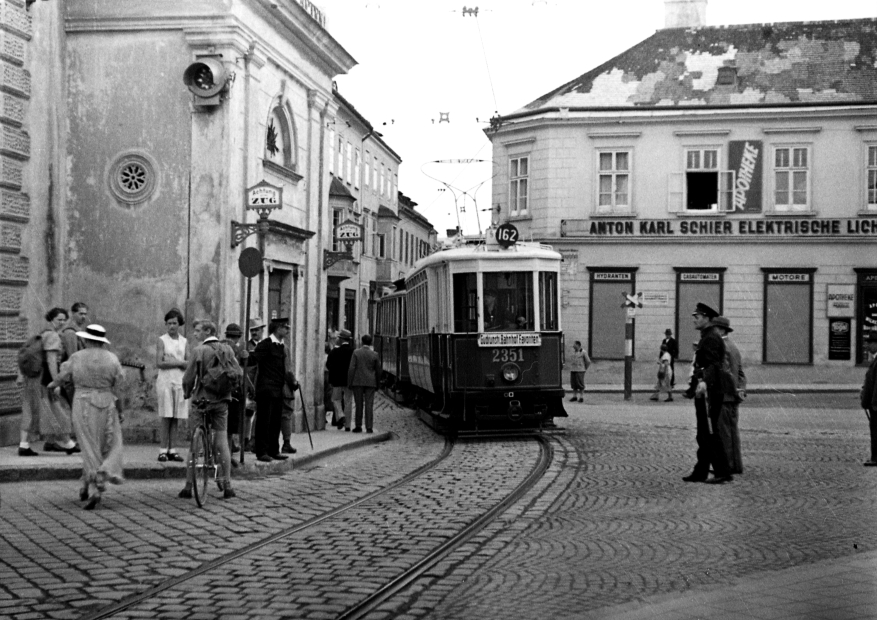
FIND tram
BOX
[374,224,566,432]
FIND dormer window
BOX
[716,66,737,86]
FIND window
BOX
[364,151,370,188]
[337,136,344,180]
[597,151,630,211]
[372,156,378,191]
[265,105,295,169]
[354,149,361,189]
[773,146,810,210]
[668,148,733,213]
[509,156,529,216]
[453,273,477,333]
[376,233,386,258]
[329,128,336,175]
[391,225,397,259]
[346,142,353,184]
[380,164,386,197]
[539,272,559,331]
[363,216,371,256]
[482,272,534,332]
[332,209,343,252]
[867,145,877,209]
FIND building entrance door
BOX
[588,268,637,360]
[762,269,815,364]
[675,269,724,363]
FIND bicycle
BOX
[187,399,223,507]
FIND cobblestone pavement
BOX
[2,394,875,620]
[379,399,877,620]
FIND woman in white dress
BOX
[155,308,188,461]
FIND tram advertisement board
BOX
[728,140,763,213]
[478,332,542,347]
[828,318,852,360]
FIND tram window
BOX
[539,271,558,331]
[453,273,478,333]
[483,272,534,332]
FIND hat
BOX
[76,324,111,345]
[665,328,673,335]
[270,316,290,326]
[867,331,877,343]
[712,316,733,332]
[248,318,265,330]
[692,302,719,320]
[338,329,353,341]
[225,323,243,337]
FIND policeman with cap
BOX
[683,302,733,484]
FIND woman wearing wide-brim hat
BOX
[49,324,126,510]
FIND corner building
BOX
[488,12,877,368]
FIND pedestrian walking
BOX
[682,302,733,484]
[650,343,674,402]
[348,334,381,433]
[59,302,89,404]
[179,319,242,499]
[568,340,591,403]
[326,329,355,430]
[860,331,877,467]
[250,317,299,461]
[155,308,188,462]
[16,307,79,457]
[713,316,746,474]
[662,328,679,388]
[222,323,248,465]
[49,325,125,510]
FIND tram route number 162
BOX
[495,223,519,248]
[492,348,524,362]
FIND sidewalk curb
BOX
[0,432,393,484]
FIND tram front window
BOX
[482,272,534,331]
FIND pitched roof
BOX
[329,176,355,201]
[518,18,877,113]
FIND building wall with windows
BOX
[489,17,877,367]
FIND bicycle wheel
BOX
[189,425,210,508]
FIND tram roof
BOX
[408,241,562,275]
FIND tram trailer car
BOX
[374,286,411,398]
[376,234,566,431]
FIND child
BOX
[650,343,673,402]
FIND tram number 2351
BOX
[491,348,525,363]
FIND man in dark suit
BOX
[861,332,877,467]
[662,328,679,387]
[683,302,733,484]
[347,334,381,433]
[250,317,299,462]
[326,329,355,430]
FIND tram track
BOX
[78,434,552,620]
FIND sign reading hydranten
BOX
[728,140,763,213]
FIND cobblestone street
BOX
[1,393,875,620]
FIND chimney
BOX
[664,0,707,29]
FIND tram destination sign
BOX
[561,218,877,238]
[478,333,542,347]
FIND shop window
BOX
[344,290,356,334]
[597,150,630,212]
[867,145,877,209]
[509,156,529,216]
[773,146,810,210]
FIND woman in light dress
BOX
[650,343,674,402]
[49,324,125,509]
[155,308,189,462]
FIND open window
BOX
[668,148,734,213]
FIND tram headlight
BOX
[501,362,520,383]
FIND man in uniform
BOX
[860,332,877,467]
[682,303,733,484]
[250,317,299,461]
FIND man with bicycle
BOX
[179,319,242,500]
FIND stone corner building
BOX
[0,0,356,444]
[487,2,877,368]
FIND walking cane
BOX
[298,386,314,450]
[866,408,872,423]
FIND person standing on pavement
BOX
[222,323,248,466]
[155,308,189,463]
[326,329,355,430]
[650,343,674,402]
[860,332,877,467]
[250,317,299,461]
[179,320,241,499]
[682,302,733,484]
[713,316,746,475]
[49,325,125,510]
[568,340,591,403]
[662,328,679,388]
[348,334,381,433]
[242,318,265,452]
[59,302,89,405]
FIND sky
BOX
[324,0,876,237]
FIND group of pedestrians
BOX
[325,330,382,433]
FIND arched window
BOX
[265,103,296,170]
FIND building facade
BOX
[0,0,356,443]
[488,9,877,367]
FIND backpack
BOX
[199,342,242,397]
[17,334,45,378]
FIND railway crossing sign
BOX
[621,292,644,308]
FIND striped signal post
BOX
[622,293,643,401]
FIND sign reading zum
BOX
[478,333,542,347]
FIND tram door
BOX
[589,270,636,360]
[675,270,723,362]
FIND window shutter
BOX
[718,171,735,213]
[668,173,684,213]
